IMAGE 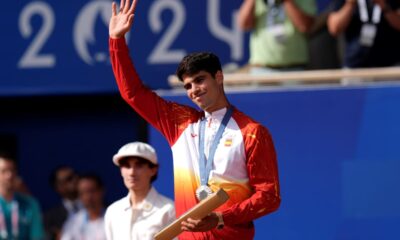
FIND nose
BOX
[191,83,200,94]
[5,170,14,179]
[126,166,136,176]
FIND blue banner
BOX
[2,0,246,96]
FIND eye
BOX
[183,83,192,90]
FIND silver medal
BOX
[195,185,213,201]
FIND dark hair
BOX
[78,173,104,190]
[119,157,159,183]
[0,151,17,168]
[176,52,222,81]
[49,165,76,189]
[0,134,17,161]
[0,151,14,161]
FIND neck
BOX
[0,187,14,202]
[205,101,230,114]
[129,186,151,206]
[87,205,103,220]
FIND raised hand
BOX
[109,0,138,39]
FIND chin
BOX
[124,182,136,189]
[197,102,208,109]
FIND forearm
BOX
[283,0,315,33]
[383,8,400,31]
[109,37,143,101]
[109,37,163,132]
[328,1,356,36]
[237,0,256,30]
[109,37,194,145]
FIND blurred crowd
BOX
[0,152,106,240]
[236,0,400,73]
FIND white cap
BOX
[112,142,158,166]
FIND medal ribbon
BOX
[0,200,19,238]
[357,0,382,24]
[198,107,233,187]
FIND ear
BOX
[151,166,158,177]
[215,70,224,84]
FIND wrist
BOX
[109,34,123,39]
[215,212,224,229]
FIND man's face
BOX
[183,70,224,112]
[120,157,157,192]
[78,178,103,210]
[56,168,78,199]
[0,158,17,191]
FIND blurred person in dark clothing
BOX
[14,175,30,195]
[44,166,81,240]
[328,0,400,68]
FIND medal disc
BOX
[195,185,213,201]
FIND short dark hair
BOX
[78,173,104,190]
[176,52,222,81]
[0,151,17,169]
[119,157,159,183]
[0,151,14,161]
[49,165,76,189]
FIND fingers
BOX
[112,2,117,17]
[120,0,125,11]
[116,0,136,16]
[185,218,201,227]
[181,218,197,231]
[123,0,130,13]
[181,218,206,232]
[181,221,191,231]
[128,0,138,15]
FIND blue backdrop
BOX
[150,84,400,240]
[3,0,332,96]
[3,0,246,95]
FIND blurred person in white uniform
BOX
[104,142,175,240]
[61,173,106,240]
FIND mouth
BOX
[126,178,137,183]
[194,92,206,102]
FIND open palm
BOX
[109,0,138,38]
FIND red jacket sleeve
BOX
[222,123,281,225]
[109,37,199,145]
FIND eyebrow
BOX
[183,74,206,90]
